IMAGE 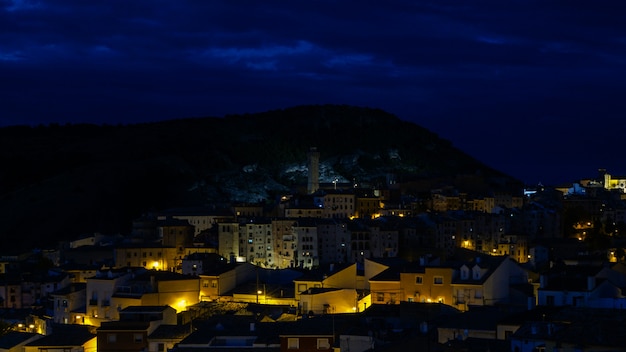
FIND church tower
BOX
[307,147,320,194]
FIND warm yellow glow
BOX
[257,290,263,295]
[492,248,497,253]
[18,324,23,328]
[352,307,357,312]
[76,315,81,319]
[29,324,34,329]
[152,261,159,268]
[426,298,432,303]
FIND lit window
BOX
[288,338,299,349]
[317,338,330,349]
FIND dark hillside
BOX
[0,104,518,252]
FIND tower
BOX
[307,147,320,194]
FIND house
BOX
[97,305,179,352]
[114,244,178,271]
[293,263,357,303]
[278,318,336,352]
[50,282,86,324]
[197,261,256,301]
[450,254,530,310]
[369,260,454,305]
[537,263,626,309]
[148,323,193,352]
[111,270,200,315]
[369,249,530,311]
[299,287,358,315]
[23,324,96,352]
[85,267,147,326]
[509,312,626,352]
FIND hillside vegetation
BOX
[0,104,516,252]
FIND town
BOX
[1,154,625,352]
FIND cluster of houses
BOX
[1,169,626,351]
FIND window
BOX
[134,333,143,343]
[298,284,307,293]
[415,276,423,284]
[317,338,330,349]
[376,293,384,302]
[107,334,117,343]
[203,280,209,288]
[288,338,299,349]
[434,276,444,285]
[211,280,217,288]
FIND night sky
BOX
[2,1,625,185]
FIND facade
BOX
[217,221,242,262]
[51,283,86,325]
[318,191,355,219]
[85,267,147,326]
[316,220,349,265]
[292,219,318,269]
[114,245,177,272]
[111,271,200,315]
[198,262,256,301]
[272,219,298,269]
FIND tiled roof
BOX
[25,325,95,347]
[97,321,152,331]
[0,332,40,349]
[120,305,172,313]
[149,324,192,339]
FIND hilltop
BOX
[0,104,519,252]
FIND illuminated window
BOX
[288,338,299,349]
[317,338,330,349]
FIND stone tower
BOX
[307,147,320,194]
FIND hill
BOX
[0,104,519,252]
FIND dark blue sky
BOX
[2,0,625,185]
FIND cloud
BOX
[1,0,626,182]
